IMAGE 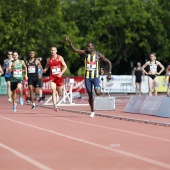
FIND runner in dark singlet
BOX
[132,62,144,95]
[142,53,164,96]
[26,51,43,109]
[3,51,13,102]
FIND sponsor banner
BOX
[21,75,168,94]
[101,75,168,93]
[22,76,86,94]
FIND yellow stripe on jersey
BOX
[84,52,99,78]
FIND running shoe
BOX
[31,104,36,109]
[54,105,58,111]
[8,98,12,102]
[13,103,17,112]
[90,112,95,118]
[38,97,43,102]
[26,99,30,103]
[19,98,24,105]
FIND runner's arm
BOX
[43,58,50,73]
[66,35,85,55]
[36,59,43,78]
[157,61,165,75]
[98,52,112,80]
[132,68,135,80]
[8,61,13,73]
[22,60,28,79]
[142,70,145,81]
[2,60,6,70]
[142,62,149,75]
[0,65,3,75]
[60,56,67,76]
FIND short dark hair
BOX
[12,50,19,54]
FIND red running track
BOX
[0,96,170,170]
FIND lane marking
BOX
[0,115,170,169]
[8,109,170,142]
[0,143,53,170]
[35,112,170,143]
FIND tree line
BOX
[0,0,170,75]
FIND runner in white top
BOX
[142,53,164,96]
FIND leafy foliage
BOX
[0,0,170,74]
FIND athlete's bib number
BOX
[87,61,96,70]
[13,69,22,78]
[52,67,61,75]
[28,66,36,73]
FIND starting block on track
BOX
[44,78,88,106]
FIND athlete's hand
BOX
[58,73,62,78]
[43,69,47,73]
[24,75,28,80]
[65,35,71,43]
[38,75,42,79]
[107,73,111,81]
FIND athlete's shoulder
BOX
[145,61,150,65]
[156,60,161,65]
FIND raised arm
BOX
[98,52,112,80]
[66,35,85,55]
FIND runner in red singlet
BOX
[44,46,67,111]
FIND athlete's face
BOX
[13,52,19,60]
[51,47,57,56]
[86,43,94,53]
[29,51,35,58]
[137,62,141,67]
[8,52,13,59]
[150,54,156,61]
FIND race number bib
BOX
[28,66,36,73]
[52,67,61,75]
[13,69,22,78]
[87,61,96,70]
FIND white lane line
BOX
[0,115,170,169]
[34,112,170,143]
[0,143,53,170]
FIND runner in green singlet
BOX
[8,51,28,112]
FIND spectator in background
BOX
[3,51,13,102]
[132,62,145,95]
[142,53,164,96]
[164,65,170,97]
